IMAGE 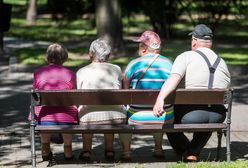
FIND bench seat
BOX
[36,123,227,134]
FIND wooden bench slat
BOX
[35,123,226,134]
[33,89,230,106]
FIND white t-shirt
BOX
[77,62,122,89]
[171,47,231,89]
[76,62,126,123]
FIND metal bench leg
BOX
[30,120,36,168]
[30,92,38,168]
[216,131,223,160]
[226,127,231,162]
[225,88,233,162]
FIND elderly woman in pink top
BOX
[31,43,78,161]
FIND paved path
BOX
[0,40,248,167]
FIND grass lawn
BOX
[13,38,248,67]
[4,1,248,66]
[131,161,248,168]
[156,161,248,168]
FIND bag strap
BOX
[195,50,221,89]
[133,54,160,89]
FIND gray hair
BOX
[89,39,111,62]
[193,36,212,44]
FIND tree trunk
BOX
[95,0,124,56]
[0,0,4,56]
[26,0,37,25]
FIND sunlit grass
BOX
[169,161,248,168]
[219,53,248,65]
[6,17,96,42]
[133,161,248,168]
[15,48,88,66]
[216,47,248,65]
[4,0,28,5]
[15,40,248,67]
[123,15,152,34]
[14,47,133,67]
[5,3,248,66]
[4,0,47,5]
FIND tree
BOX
[26,0,37,25]
[0,0,12,57]
[47,0,91,21]
[95,0,124,56]
[0,0,4,56]
[177,0,248,32]
[143,0,178,39]
[121,0,179,39]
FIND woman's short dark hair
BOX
[46,43,68,65]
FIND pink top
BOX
[30,65,78,124]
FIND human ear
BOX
[89,53,94,61]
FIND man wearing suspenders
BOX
[153,24,231,161]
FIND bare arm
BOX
[123,76,130,89]
[153,74,182,117]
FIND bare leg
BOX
[62,134,73,158]
[152,133,164,158]
[82,134,93,153]
[104,134,115,160]
[78,134,93,161]
[104,133,114,152]
[41,134,51,156]
[153,133,163,151]
[119,133,132,159]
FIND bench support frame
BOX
[30,89,233,167]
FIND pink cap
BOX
[133,30,161,49]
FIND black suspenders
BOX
[195,50,221,89]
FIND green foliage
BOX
[47,0,94,20]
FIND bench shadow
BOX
[230,141,248,161]
[2,134,247,167]
[52,141,248,166]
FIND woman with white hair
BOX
[76,39,126,161]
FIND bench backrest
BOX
[31,88,232,106]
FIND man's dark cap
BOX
[188,24,213,40]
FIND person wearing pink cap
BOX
[119,30,174,160]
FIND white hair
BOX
[89,39,111,62]
[193,36,212,44]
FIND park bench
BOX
[30,88,233,167]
